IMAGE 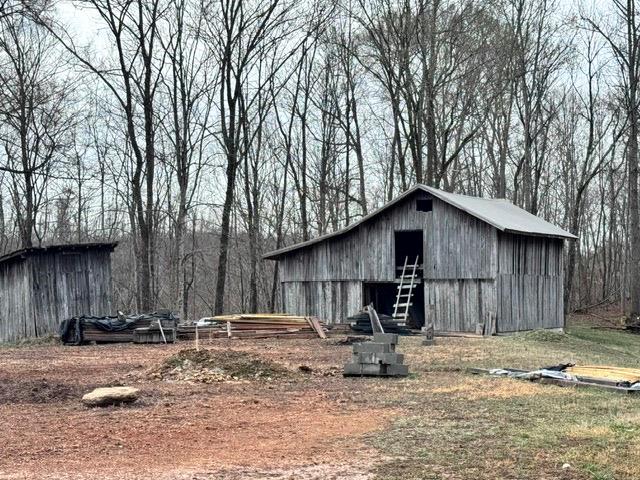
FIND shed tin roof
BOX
[0,242,118,266]
[264,185,576,259]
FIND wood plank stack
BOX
[176,314,326,340]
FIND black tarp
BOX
[59,311,178,345]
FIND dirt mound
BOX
[0,378,82,404]
[150,348,290,383]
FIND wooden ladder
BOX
[393,255,419,326]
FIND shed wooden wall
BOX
[0,260,34,342]
[0,249,114,343]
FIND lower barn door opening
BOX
[362,282,425,329]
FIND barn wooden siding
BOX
[495,233,564,331]
[281,281,361,324]
[274,189,567,332]
[0,245,115,343]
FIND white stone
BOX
[82,386,139,407]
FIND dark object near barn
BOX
[0,242,117,343]
[347,311,411,335]
[59,311,177,345]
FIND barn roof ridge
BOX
[263,184,576,259]
[0,241,118,266]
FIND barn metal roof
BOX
[0,242,118,266]
[263,184,576,259]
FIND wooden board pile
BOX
[176,314,327,340]
[470,365,640,394]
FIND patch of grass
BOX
[0,334,59,348]
[367,330,640,479]
[520,328,568,342]
[583,463,615,480]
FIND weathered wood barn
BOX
[264,185,576,334]
[0,242,117,343]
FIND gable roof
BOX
[263,185,576,259]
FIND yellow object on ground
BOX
[566,365,640,383]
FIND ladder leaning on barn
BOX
[393,256,420,326]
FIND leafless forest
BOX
[0,0,639,321]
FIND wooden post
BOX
[422,322,435,346]
[156,319,167,344]
[487,311,497,336]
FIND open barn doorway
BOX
[395,230,423,269]
[363,282,425,329]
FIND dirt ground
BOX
[2,318,640,479]
[0,338,395,480]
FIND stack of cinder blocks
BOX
[343,332,408,377]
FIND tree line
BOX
[0,0,638,321]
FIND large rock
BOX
[82,386,139,407]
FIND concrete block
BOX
[343,363,387,376]
[386,364,409,376]
[343,363,363,375]
[352,342,394,354]
[373,333,399,345]
[343,362,408,377]
[352,352,404,365]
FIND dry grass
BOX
[369,326,640,480]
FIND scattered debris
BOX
[344,333,408,377]
[470,364,640,394]
[177,313,327,340]
[60,311,178,345]
[150,348,290,383]
[333,335,370,345]
[82,386,140,407]
[422,323,435,346]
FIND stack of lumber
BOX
[176,314,326,340]
[566,365,640,384]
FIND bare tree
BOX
[585,0,640,319]
[0,14,74,247]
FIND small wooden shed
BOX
[0,242,117,343]
[264,185,576,334]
